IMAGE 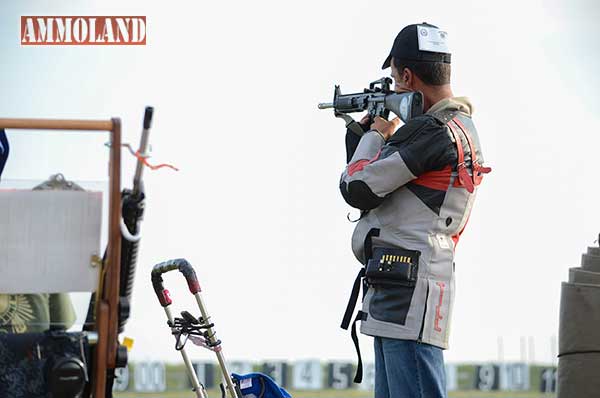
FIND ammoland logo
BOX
[21,16,146,45]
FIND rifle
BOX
[82,107,154,396]
[117,106,153,333]
[318,77,423,136]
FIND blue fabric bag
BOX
[0,129,8,179]
[231,372,291,398]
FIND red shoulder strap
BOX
[447,120,475,193]
[449,117,491,192]
[412,115,491,193]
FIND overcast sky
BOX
[1,0,599,366]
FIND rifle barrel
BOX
[133,107,153,196]
[318,102,334,109]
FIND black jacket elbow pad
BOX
[340,180,384,210]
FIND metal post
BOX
[193,293,240,398]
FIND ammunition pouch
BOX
[365,247,419,287]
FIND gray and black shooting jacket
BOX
[340,97,490,354]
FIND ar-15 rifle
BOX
[81,107,154,396]
[117,106,153,333]
[318,77,423,136]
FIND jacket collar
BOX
[427,96,473,116]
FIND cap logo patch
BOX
[417,25,450,54]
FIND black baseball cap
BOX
[382,23,451,69]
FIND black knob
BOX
[143,106,154,129]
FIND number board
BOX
[112,366,130,392]
[133,361,166,392]
[327,362,354,390]
[292,360,323,390]
[474,364,499,391]
[499,363,530,391]
[262,362,289,387]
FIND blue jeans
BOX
[374,337,446,398]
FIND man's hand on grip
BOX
[371,116,401,140]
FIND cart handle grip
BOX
[151,258,201,307]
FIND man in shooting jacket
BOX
[340,23,490,397]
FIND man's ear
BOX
[403,68,412,86]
